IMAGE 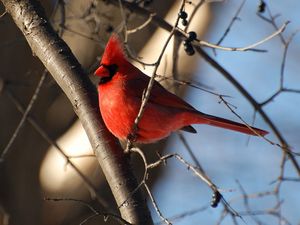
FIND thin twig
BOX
[260,30,300,106]
[177,132,204,172]
[142,149,238,224]
[154,205,209,225]
[1,70,47,160]
[219,95,300,156]
[178,21,289,52]
[127,13,156,34]
[61,25,105,47]
[118,0,128,42]
[4,88,111,211]
[148,153,218,191]
[130,147,171,225]
[162,71,300,158]
[194,45,300,175]
[144,184,171,225]
[213,0,246,55]
[0,10,7,18]
[257,4,286,44]
[126,0,187,151]
[215,0,246,46]
[236,180,263,225]
[67,154,95,159]
[45,197,132,225]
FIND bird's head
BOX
[94,34,127,84]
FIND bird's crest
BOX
[101,34,127,65]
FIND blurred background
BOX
[0,0,299,224]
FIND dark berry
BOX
[257,1,266,13]
[187,31,197,41]
[210,191,221,208]
[144,0,152,6]
[183,40,190,46]
[184,43,195,56]
[105,25,114,33]
[184,43,192,50]
[178,11,188,19]
[181,19,188,26]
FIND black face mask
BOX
[98,64,119,84]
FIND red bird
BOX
[95,35,268,143]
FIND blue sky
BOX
[152,1,300,224]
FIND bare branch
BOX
[125,0,186,151]
[0,10,7,18]
[215,0,246,47]
[1,0,153,224]
[176,21,289,52]
[45,198,132,225]
[127,13,156,34]
[4,88,111,210]
[1,70,47,160]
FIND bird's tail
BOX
[194,112,268,136]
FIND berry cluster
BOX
[210,191,222,208]
[178,11,188,26]
[183,31,197,56]
[178,10,198,56]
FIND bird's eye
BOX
[102,64,118,76]
[98,64,119,84]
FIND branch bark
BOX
[0,0,153,224]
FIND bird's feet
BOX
[124,133,137,153]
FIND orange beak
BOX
[94,64,110,78]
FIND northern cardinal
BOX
[94,35,268,143]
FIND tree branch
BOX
[0,0,153,224]
[109,0,300,176]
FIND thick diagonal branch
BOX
[1,0,153,224]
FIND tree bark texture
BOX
[0,0,153,224]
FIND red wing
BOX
[126,72,196,112]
